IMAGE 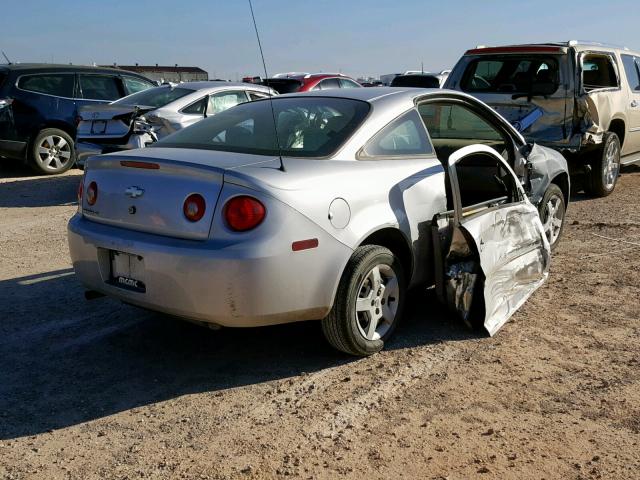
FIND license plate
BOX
[91,120,107,134]
[109,251,146,293]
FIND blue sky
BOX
[2,0,639,79]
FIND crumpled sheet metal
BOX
[444,203,550,336]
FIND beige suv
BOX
[445,41,640,196]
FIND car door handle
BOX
[632,100,639,108]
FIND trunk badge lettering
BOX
[125,186,144,198]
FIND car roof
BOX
[0,63,146,75]
[278,87,441,104]
[176,81,272,91]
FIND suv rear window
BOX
[155,97,370,158]
[113,86,193,107]
[262,79,302,94]
[461,56,560,95]
[18,74,75,97]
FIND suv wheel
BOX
[587,132,620,197]
[30,128,75,175]
[322,245,406,356]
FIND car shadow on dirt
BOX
[0,164,81,208]
[0,270,479,440]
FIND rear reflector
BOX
[120,160,160,169]
[183,194,206,222]
[292,238,319,251]
[87,181,98,206]
[465,46,563,55]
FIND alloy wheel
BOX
[542,193,565,246]
[355,264,399,341]
[36,135,72,172]
[602,140,620,191]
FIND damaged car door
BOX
[433,144,550,335]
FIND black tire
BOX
[29,128,76,175]
[322,245,406,356]
[587,132,620,197]
[538,183,566,250]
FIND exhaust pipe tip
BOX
[84,290,106,300]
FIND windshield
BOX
[461,56,560,95]
[112,86,193,107]
[154,97,370,158]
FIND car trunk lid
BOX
[81,148,277,240]
[77,104,155,142]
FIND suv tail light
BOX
[224,196,266,232]
[183,193,206,222]
[86,181,98,206]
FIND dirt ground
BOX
[0,162,639,480]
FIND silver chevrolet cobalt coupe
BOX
[68,88,568,356]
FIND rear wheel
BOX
[587,132,620,197]
[30,128,75,175]
[322,245,406,356]
[538,184,566,250]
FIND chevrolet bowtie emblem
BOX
[125,186,144,198]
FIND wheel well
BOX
[609,119,625,149]
[33,121,77,145]
[551,172,570,205]
[360,228,413,282]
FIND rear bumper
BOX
[67,214,351,327]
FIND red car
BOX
[262,73,361,94]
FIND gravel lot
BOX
[1,163,639,479]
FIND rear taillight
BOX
[86,181,98,206]
[224,196,266,232]
[77,178,84,202]
[183,194,206,222]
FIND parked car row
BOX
[0,64,155,174]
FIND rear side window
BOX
[461,56,560,95]
[79,75,122,100]
[621,54,640,91]
[123,76,153,95]
[582,54,619,91]
[339,79,361,88]
[317,78,341,90]
[360,109,433,159]
[181,97,207,115]
[207,91,248,115]
[18,74,75,97]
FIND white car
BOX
[75,82,274,165]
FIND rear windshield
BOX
[461,56,560,95]
[154,97,370,158]
[262,79,303,94]
[112,86,192,107]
